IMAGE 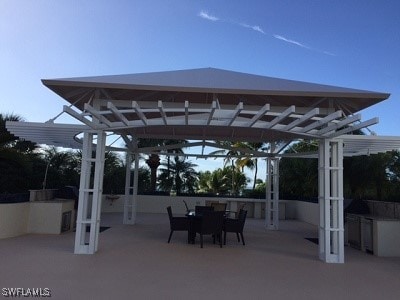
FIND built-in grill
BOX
[61,211,72,232]
[344,199,372,252]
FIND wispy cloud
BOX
[322,51,336,57]
[198,10,335,56]
[198,10,219,22]
[198,10,265,35]
[273,34,336,56]
[273,34,310,49]
[240,23,265,34]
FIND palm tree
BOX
[41,146,72,189]
[40,146,85,189]
[279,140,319,199]
[164,139,186,180]
[0,113,21,147]
[138,138,187,193]
[0,113,38,193]
[102,151,126,194]
[233,142,265,190]
[138,139,163,192]
[197,169,229,195]
[222,165,248,196]
[209,141,243,195]
[158,156,198,195]
[197,166,248,196]
[210,141,266,192]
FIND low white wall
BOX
[292,201,319,226]
[280,200,297,220]
[102,195,125,213]
[0,203,30,239]
[101,194,288,219]
[102,195,209,215]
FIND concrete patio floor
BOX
[1,213,399,300]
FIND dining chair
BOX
[195,205,214,215]
[182,199,193,213]
[223,209,247,245]
[230,203,246,218]
[194,211,225,248]
[166,206,189,243]
[210,202,227,212]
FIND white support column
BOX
[74,132,93,254]
[131,153,139,223]
[318,139,344,263]
[265,157,280,230]
[92,131,106,252]
[74,130,106,254]
[123,152,138,224]
[123,153,133,224]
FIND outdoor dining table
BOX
[185,210,230,244]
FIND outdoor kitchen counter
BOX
[346,213,400,257]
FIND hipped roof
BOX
[42,68,389,114]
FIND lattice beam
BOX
[247,104,270,127]
[300,110,343,133]
[266,105,295,129]
[326,117,379,138]
[207,101,217,125]
[317,114,361,135]
[84,104,112,127]
[132,101,148,125]
[227,102,244,126]
[283,108,319,131]
[158,101,168,125]
[108,102,130,126]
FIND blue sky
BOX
[1,0,399,182]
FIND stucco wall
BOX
[292,201,319,226]
[101,194,290,220]
[0,203,30,239]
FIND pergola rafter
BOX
[300,110,343,133]
[157,101,168,125]
[227,102,243,126]
[63,100,379,141]
[283,107,320,131]
[108,102,130,126]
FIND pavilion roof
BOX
[42,68,389,114]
